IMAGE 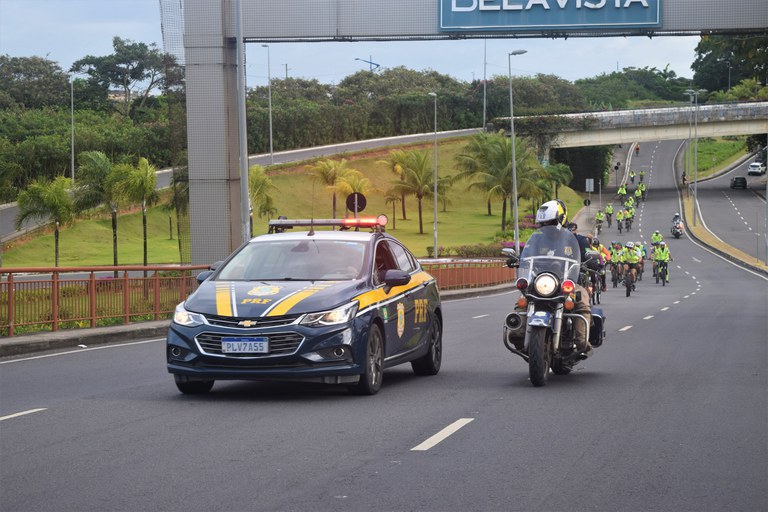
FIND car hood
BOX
[185,279,366,318]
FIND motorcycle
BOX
[502,225,606,387]
[671,222,683,239]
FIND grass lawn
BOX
[0,136,623,266]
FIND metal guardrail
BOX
[0,260,515,337]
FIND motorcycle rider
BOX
[538,207,592,354]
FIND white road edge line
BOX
[0,408,47,422]
[411,418,474,451]
[0,338,166,365]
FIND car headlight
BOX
[301,301,359,327]
[173,303,206,327]
[533,273,559,297]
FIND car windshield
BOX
[216,239,368,281]
[518,225,582,282]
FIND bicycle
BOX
[656,260,669,286]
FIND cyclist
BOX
[635,240,647,279]
[634,186,643,203]
[651,229,664,245]
[595,209,605,233]
[604,203,614,227]
[638,181,647,201]
[653,241,673,283]
[592,238,610,291]
[639,169,646,182]
[616,209,625,233]
[617,183,627,201]
[619,241,641,291]
[624,196,635,209]
[625,206,635,231]
[629,169,636,184]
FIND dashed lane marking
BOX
[619,326,633,332]
[643,315,654,320]
[0,408,47,422]
[411,418,474,451]
[660,307,670,311]
[472,314,489,319]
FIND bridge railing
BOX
[0,260,515,337]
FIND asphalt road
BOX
[2,139,766,511]
[695,156,767,262]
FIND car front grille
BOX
[204,314,302,328]
[195,332,304,358]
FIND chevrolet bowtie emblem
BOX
[238,320,257,327]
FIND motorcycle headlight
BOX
[301,301,359,327]
[173,303,205,327]
[533,273,559,297]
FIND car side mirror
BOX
[382,269,411,293]
[196,270,214,284]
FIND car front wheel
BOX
[351,323,384,395]
[174,375,214,394]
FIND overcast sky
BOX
[0,0,702,88]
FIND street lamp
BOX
[428,92,438,259]
[508,49,527,254]
[354,56,380,72]
[483,39,487,130]
[685,88,706,226]
[262,44,274,164]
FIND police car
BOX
[167,216,442,395]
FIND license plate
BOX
[221,337,268,353]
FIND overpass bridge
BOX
[498,101,768,150]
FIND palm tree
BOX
[377,149,409,220]
[308,159,356,219]
[15,176,75,266]
[454,131,497,216]
[384,189,401,229]
[546,162,573,199]
[248,165,277,233]
[391,150,435,234]
[119,158,159,270]
[73,151,123,270]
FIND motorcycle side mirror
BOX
[501,248,519,268]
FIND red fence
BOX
[0,260,514,337]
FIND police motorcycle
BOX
[501,220,606,387]
[670,216,683,239]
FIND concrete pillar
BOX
[185,0,244,264]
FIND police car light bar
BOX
[268,215,388,232]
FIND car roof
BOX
[249,229,379,243]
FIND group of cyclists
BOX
[573,166,676,300]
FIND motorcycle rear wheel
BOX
[528,328,550,387]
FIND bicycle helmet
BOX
[593,238,600,246]
[536,199,567,227]
[626,241,635,249]
[659,241,666,248]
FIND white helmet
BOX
[535,200,567,227]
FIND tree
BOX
[391,150,436,235]
[119,158,159,269]
[692,35,768,94]
[15,176,74,266]
[73,151,124,269]
[248,164,277,225]
[377,149,409,220]
[308,158,357,219]
[70,37,165,118]
[545,162,573,199]
[0,55,69,109]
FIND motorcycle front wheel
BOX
[528,328,550,387]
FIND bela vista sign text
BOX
[439,0,661,31]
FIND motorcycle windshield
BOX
[519,225,582,283]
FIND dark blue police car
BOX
[167,216,442,395]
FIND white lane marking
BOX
[643,315,654,320]
[619,326,633,332]
[674,301,681,304]
[660,307,670,311]
[684,295,690,299]
[692,257,701,263]
[0,408,47,422]
[411,418,474,451]
[0,338,165,365]
[472,314,489,319]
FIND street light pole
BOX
[262,44,274,165]
[508,49,527,255]
[482,39,487,130]
[70,76,75,182]
[685,88,706,226]
[428,92,438,259]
